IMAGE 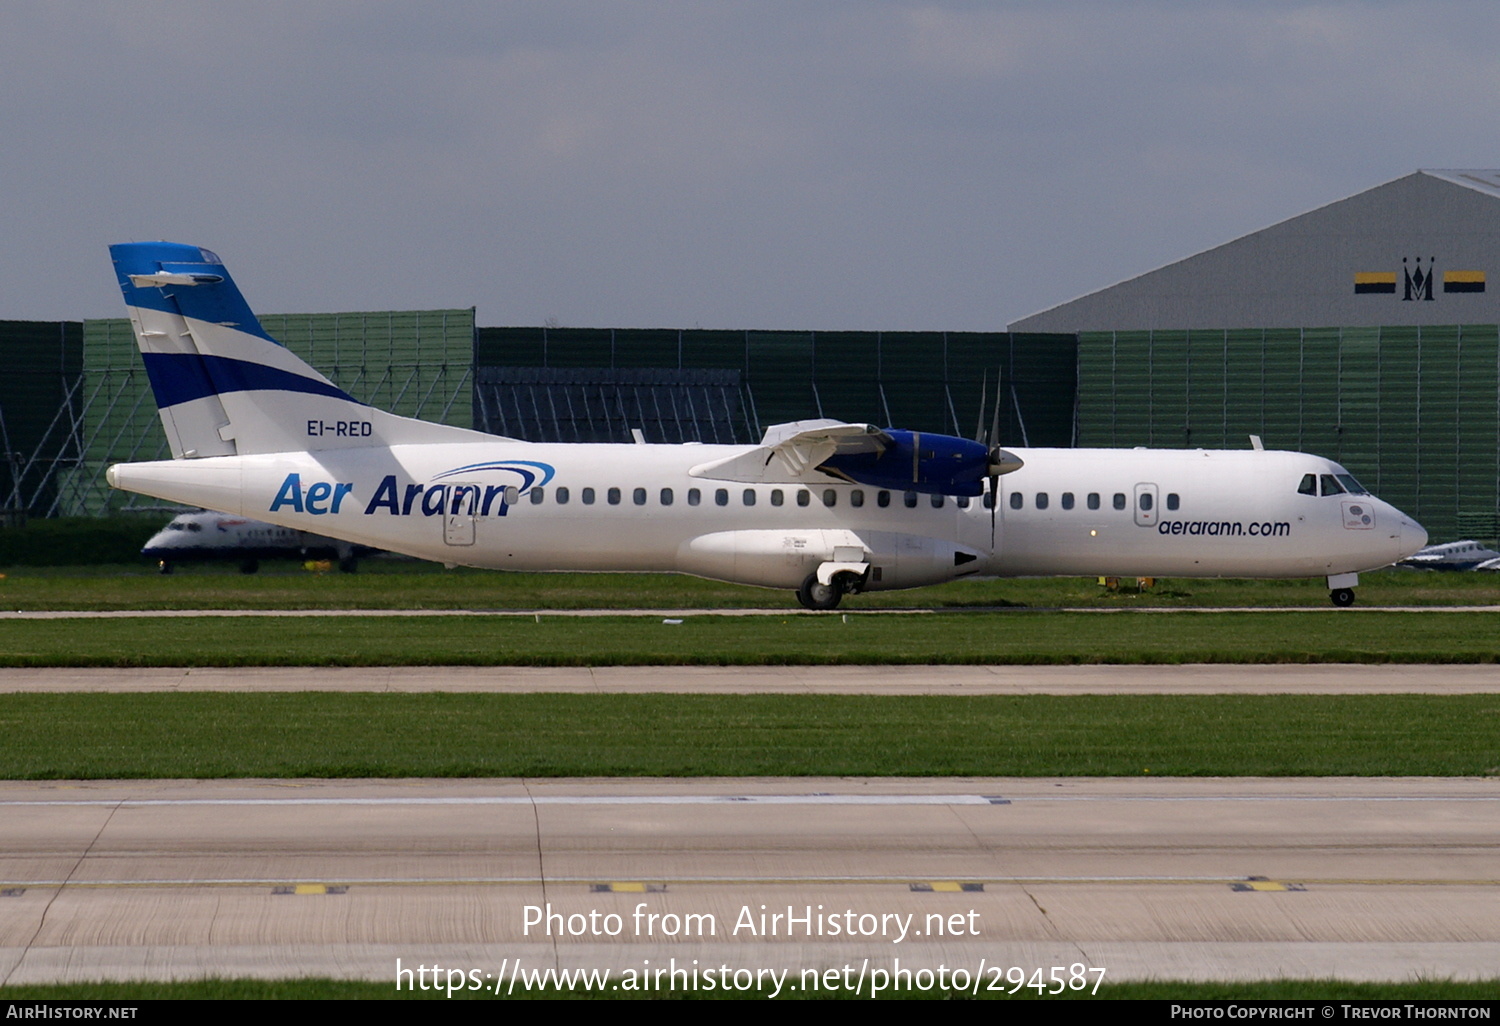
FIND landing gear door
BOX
[1133,482,1159,528]
[444,482,480,547]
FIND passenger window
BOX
[608,487,621,505]
[1009,492,1023,510]
[1113,493,1126,510]
[715,488,729,506]
[1166,493,1179,511]
[851,490,864,508]
[877,490,891,508]
[530,487,545,505]
[1035,493,1049,510]
[555,486,569,505]
[930,494,944,508]
[1139,493,1153,512]
[1298,474,1317,496]
[823,489,838,507]
[742,488,756,506]
[1320,474,1345,496]
[633,487,647,506]
[660,488,673,506]
[956,496,970,509]
[983,492,996,509]
[904,491,918,508]
[581,487,595,505]
[1087,493,1100,510]
[687,488,701,506]
[1061,492,1074,510]
[505,486,519,505]
[771,489,784,507]
[797,490,811,507]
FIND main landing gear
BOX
[1327,572,1358,607]
[797,570,864,611]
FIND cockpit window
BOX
[1298,474,1316,496]
[1320,474,1345,496]
[1335,473,1368,495]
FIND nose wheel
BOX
[1329,587,1355,607]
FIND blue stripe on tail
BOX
[142,353,360,409]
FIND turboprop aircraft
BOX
[141,510,375,574]
[105,242,1427,609]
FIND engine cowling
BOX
[817,429,1013,496]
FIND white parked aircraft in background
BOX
[106,243,1427,608]
[1399,539,1500,571]
[141,510,372,574]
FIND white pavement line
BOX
[0,794,1002,808]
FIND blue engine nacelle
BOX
[818,429,993,496]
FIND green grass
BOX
[3,693,1497,778]
[4,609,1500,667]
[3,978,1496,1000]
[0,562,1494,611]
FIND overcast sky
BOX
[3,1,1496,330]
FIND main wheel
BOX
[337,556,359,573]
[239,558,260,574]
[1330,587,1355,607]
[797,573,842,610]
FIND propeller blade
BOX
[989,381,1002,448]
[974,371,988,443]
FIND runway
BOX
[1,777,1496,988]
[4,663,1500,693]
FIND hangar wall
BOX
[1078,325,1499,542]
[475,327,1078,448]
[0,320,82,522]
[1011,170,1500,333]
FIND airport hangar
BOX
[3,168,1499,544]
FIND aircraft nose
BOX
[1399,515,1428,561]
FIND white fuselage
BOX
[109,441,1426,592]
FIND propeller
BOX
[975,368,1025,547]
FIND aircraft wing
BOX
[689,419,890,484]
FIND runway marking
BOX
[0,794,1002,808]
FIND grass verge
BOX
[0,563,1495,611]
[4,693,1498,778]
[4,611,1500,666]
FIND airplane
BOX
[141,509,375,574]
[1398,539,1500,571]
[104,242,1428,609]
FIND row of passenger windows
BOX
[525,486,970,508]
[515,485,1178,512]
[1008,491,1180,511]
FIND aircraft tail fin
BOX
[110,242,492,458]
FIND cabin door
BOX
[1133,482,1159,528]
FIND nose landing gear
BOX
[1327,572,1358,608]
